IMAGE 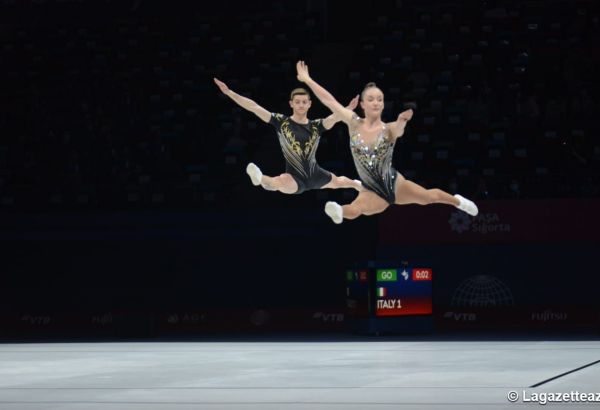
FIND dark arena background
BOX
[1,1,599,409]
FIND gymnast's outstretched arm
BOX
[213,77,271,123]
[296,61,355,126]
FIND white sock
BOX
[454,194,478,216]
[325,201,343,224]
[246,163,263,186]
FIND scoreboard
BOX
[375,267,432,316]
[346,262,433,327]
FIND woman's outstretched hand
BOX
[296,60,311,83]
[393,109,414,137]
[398,108,414,122]
[213,77,230,94]
[347,94,359,111]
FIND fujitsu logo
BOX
[531,310,568,322]
[91,313,113,326]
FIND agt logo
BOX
[167,313,205,325]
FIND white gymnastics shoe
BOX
[325,201,343,224]
[246,162,263,186]
[454,194,478,216]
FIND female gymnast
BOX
[294,61,478,223]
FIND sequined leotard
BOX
[269,113,332,194]
[349,114,400,204]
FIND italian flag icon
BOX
[377,287,387,297]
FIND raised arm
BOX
[322,94,359,130]
[213,78,271,123]
[296,61,355,125]
[389,109,414,139]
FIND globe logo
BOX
[452,275,515,307]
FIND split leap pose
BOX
[214,78,363,194]
[294,61,478,223]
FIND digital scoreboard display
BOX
[375,267,432,316]
[346,264,433,318]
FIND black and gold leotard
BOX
[269,113,332,194]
